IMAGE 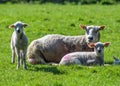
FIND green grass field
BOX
[0,3,120,86]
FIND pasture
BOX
[0,3,120,86]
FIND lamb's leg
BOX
[100,61,104,66]
[20,52,23,65]
[15,48,20,69]
[48,62,59,65]
[87,59,96,65]
[59,58,81,65]
[71,58,81,64]
[11,47,15,63]
[22,50,27,70]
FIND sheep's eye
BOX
[15,26,17,29]
[93,29,98,33]
[87,30,89,34]
[86,29,89,34]
[21,26,23,28]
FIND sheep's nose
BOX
[88,36,93,40]
[17,30,20,33]
[98,50,101,53]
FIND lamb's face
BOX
[80,25,105,43]
[14,22,24,34]
[9,21,28,35]
[88,42,110,55]
[94,42,104,54]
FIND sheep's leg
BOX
[71,58,81,64]
[11,47,15,63]
[22,50,27,70]
[59,58,81,65]
[100,61,104,66]
[87,59,96,65]
[15,48,20,69]
[48,62,59,65]
[20,52,23,65]
[35,53,46,64]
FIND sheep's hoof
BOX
[12,61,15,64]
[24,67,27,70]
[17,66,20,70]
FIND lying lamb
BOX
[59,42,110,66]
[27,25,105,64]
[9,21,28,69]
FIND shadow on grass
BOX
[29,65,66,75]
[27,61,115,75]
[105,61,114,65]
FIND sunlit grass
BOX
[0,4,120,86]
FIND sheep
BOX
[27,25,105,64]
[112,56,120,64]
[59,42,110,66]
[9,21,28,69]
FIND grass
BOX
[0,3,120,86]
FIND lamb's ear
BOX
[9,24,15,29]
[88,43,95,48]
[23,23,28,28]
[80,25,86,30]
[104,42,110,47]
[99,26,105,30]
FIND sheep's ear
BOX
[23,23,28,27]
[99,26,105,30]
[104,42,110,47]
[9,24,15,29]
[80,25,86,30]
[88,43,95,48]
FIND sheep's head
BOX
[88,42,110,54]
[80,25,105,43]
[9,21,28,34]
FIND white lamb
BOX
[59,42,110,66]
[9,21,28,69]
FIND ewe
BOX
[27,25,105,64]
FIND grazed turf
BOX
[0,4,120,86]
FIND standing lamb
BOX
[27,25,105,64]
[9,21,28,69]
[59,42,110,66]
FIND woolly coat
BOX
[27,34,94,64]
